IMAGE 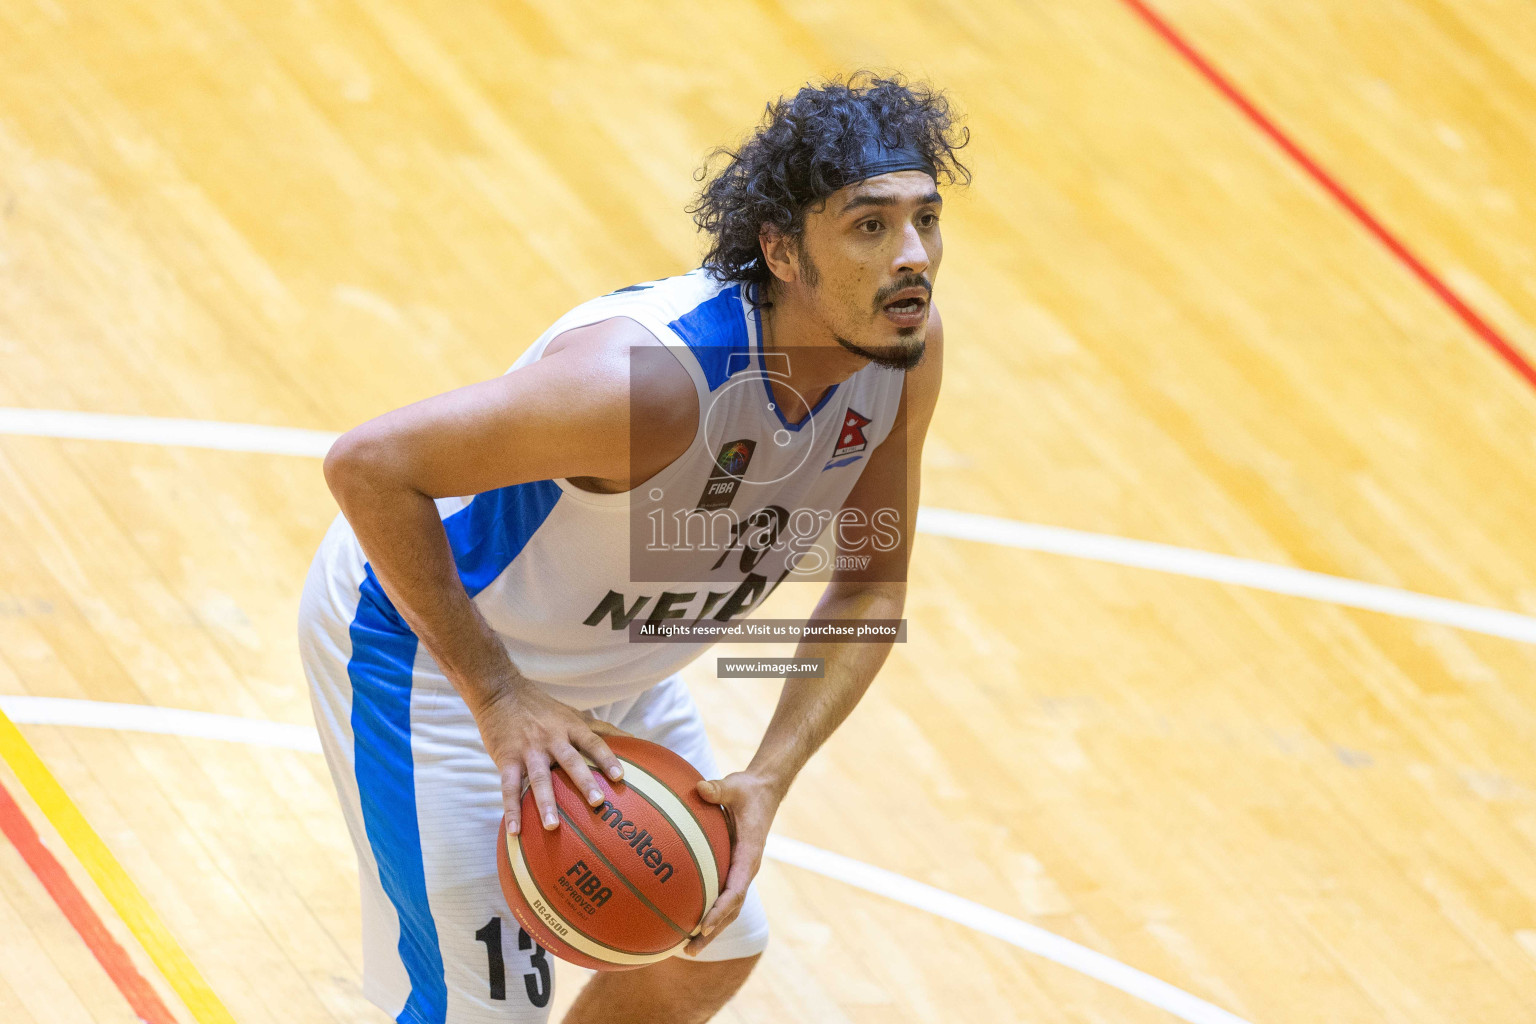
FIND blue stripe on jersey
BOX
[443,479,563,598]
[666,285,748,392]
[347,566,445,1024]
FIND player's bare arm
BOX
[688,307,944,955]
[323,316,697,834]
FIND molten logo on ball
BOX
[596,801,675,882]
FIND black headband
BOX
[821,138,938,194]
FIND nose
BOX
[894,221,930,276]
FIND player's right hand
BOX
[468,680,625,837]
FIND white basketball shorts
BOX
[299,557,769,1024]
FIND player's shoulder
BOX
[536,296,706,475]
[561,269,740,333]
[548,269,754,394]
[541,316,698,433]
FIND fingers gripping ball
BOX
[496,736,732,971]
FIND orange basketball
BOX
[496,735,732,971]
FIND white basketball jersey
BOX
[308,270,908,709]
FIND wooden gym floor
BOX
[2,1,1536,1021]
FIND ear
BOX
[758,222,798,285]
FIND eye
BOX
[858,219,883,233]
[919,212,940,228]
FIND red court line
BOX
[1117,0,1536,393]
[0,777,179,1024]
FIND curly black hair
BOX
[688,72,970,302]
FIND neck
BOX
[758,281,868,403]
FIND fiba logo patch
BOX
[833,408,871,458]
[696,438,756,511]
[717,440,752,476]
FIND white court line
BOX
[917,508,1536,645]
[766,836,1250,1024]
[2,407,1534,646]
[0,408,340,458]
[0,696,323,752]
[0,695,1252,1024]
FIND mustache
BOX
[874,274,933,309]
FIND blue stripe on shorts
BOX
[349,565,444,1023]
[346,480,562,1023]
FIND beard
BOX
[795,242,929,370]
[836,330,926,371]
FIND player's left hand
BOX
[685,771,782,956]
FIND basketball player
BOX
[299,73,968,1024]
